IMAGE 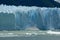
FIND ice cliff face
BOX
[0,5,60,30]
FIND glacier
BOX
[0,5,60,30]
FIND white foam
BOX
[47,30,60,35]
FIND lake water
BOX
[0,31,60,40]
[0,34,60,40]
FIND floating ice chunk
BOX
[47,30,60,34]
[26,32,37,36]
[26,33,32,36]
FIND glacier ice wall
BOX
[0,5,60,30]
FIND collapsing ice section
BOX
[0,5,60,30]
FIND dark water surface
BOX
[0,35,60,40]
